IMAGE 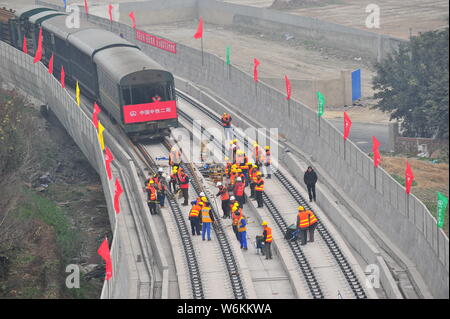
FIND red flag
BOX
[343,111,352,140]
[84,0,89,15]
[193,17,203,39]
[285,75,291,100]
[33,28,43,63]
[48,53,54,74]
[108,4,113,22]
[60,66,65,88]
[372,136,381,167]
[22,36,28,54]
[97,238,112,280]
[253,58,260,83]
[114,178,123,214]
[405,161,414,194]
[129,11,136,29]
[104,147,114,180]
[92,102,101,129]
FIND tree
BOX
[372,28,449,139]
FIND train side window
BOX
[122,87,131,105]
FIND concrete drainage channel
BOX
[136,143,205,299]
[176,90,368,299]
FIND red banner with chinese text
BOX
[123,100,177,124]
[135,29,177,54]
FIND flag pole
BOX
[201,37,204,66]
[374,165,377,189]
[318,115,321,137]
[288,99,291,117]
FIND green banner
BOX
[226,46,230,65]
[317,91,325,117]
[437,192,448,228]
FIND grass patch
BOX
[16,188,81,264]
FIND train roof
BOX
[41,15,98,40]
[29,11,65,25]
[68,29,139,58]
[93,46,172,84]
[15,6,55,20]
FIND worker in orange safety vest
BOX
[188,200,202,236]
[296,206,318,245]
[254,172,264,208]
[146,180,158,215]
[261,221,273,259]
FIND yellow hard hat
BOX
[232,206,238,212]
[265,146,270,150]
[253,142,258,147]
[261,221,268,226]
[253,164,258,168]
[233,202,239,206]
[237,169,242,172]
[229,141,234,145]
[149,180,154,184]
[298,206,305,211]
[232,164,238,169]
[224,156,229,161]
[233,139,237,143]
[246,162,252,166]
[201,196,208,202]
[256,171,262,175]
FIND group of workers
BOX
[143,112,320,265]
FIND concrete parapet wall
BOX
[0,39,169,299]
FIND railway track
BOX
[159,139,248,299]
[176,90,368,299]
[136,143,205,299]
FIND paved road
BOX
[327,119,391,153]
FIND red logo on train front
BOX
[123,100,177,124]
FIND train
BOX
[0,5,178,140]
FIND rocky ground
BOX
[0,85,111,298]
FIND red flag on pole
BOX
[104,147,114,180]
[372,136,381,167]
[92,102,101,129]
[97,238,112,280]
[22,36,28,54]
[253,58,260,83]
[108,4,113,22]
[48,53,54,74]
[129,11,136,29]
[405,160,414,194]
[114,178,123,214]
[84,0,89,15]
[33,28,43,63]
[193,17,203,39]
[285,75,291,100]
[60,66,65,88]
[343,111,352,140]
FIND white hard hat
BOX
[230,196,235,201]
[236,177,242,181]
[158,167,163,172]
[199,192,206,197]
[216,182,222,187]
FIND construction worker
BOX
[169,146,181,168]
[229,139,239,163]
[261,221,273,260]
[170,167,178,193]
[201,198,214,241]
[236,210,248,250]
[155,168,168,207]
[231,204,241,241]
[251,142,263,166]
[188,201,202,236]
[241,162,251,187]
[178,169,190,206]
[221,112,233,141]
[249,164,259,198]
[146,180,158,215]
[296,206,318,245]
[233,176,245,207]
[264,146,272,179]
[254,172,265,208]
[216,182,230,219]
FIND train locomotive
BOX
[0,5,178,140]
